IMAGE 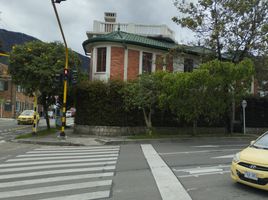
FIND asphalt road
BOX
[0,136,267,200]
[153,139,268,200]
[0,117,74,141]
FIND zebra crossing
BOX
[0,146,120,200]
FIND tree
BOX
[173,0,268,62]
[122,72,166,134]
[9,41,81,129]
[254,55,268,95]
[200,59,254,132]
[160,70,219,134]
[160,59,254,134]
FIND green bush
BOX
[75,80,144,126]
[74,79,225,127]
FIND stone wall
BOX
[245,127,268,135]
[74,125,226,136]
[74,125,268,136]
[74,125,146,136]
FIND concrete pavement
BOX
[10,127,258,146]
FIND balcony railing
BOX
[89,20,175,40]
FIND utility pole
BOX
[51,0,68,138]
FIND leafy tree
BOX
[173,0,268,62]
[122,72,166,134]
[254,55,268,95]
[9,41,81,129]
[160,59,254,134]
[161,70,217,134]
[200,59,254,132]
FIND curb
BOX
[11,139,86,146]
[96,135,258,145]
[10,135,257,146]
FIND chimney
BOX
[104,12,117,23]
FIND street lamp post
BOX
[242,100,247,135]
[51,0,68,138]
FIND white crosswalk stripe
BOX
[0,146,120,200]
[7,153,119,162]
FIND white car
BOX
[66,111,72,118]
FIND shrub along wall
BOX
[75,80,223,127]
[243,96,268,127]
[75,80,144,127]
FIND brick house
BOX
[82,13,213,81]
[82,12,257,97]
[0,63,34,118]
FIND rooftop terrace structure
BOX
[87,12,176,43]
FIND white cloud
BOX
[0,0,196,54]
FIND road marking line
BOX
[0,161,116,172]
[212,154,234,159]
[173,164,230,172]
[18,150,119,157]
[39,190,110,200]
[0,180,112,199]
[8,154,119,162]
[0,166,116,179]
[159,148,241,155]
[0,157,118,167]
[0,172,114,188]
[188,168,223,174]
[178,170,230,178]
[192,145,219,148]
[35,146,120,151]
[27,148,120,153]
[141,144,192,200]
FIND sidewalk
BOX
[12,129,101,146]
[12,128,258,146]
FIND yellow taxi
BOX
[231,131,268,191]
[17,110,40,125]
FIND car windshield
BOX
[252,133,268,149]
[20,110,34,116]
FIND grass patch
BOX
[15,128,58,139]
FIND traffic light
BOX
[70,69,78,85]
[63,69,69,80]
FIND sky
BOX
[0,0,196,55]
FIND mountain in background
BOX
[0,29,90,73]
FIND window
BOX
[142,52,152,73]
[4,102,12,111]
[16,101,20,112]
[184,58,194,72]
[96,47,107,72]
[17,85,23,93]
[0,80,8,91]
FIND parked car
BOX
[17,110,40,125]
[66,111,72,118]
[231,131,268,191]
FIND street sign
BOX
[242,100,247,108]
